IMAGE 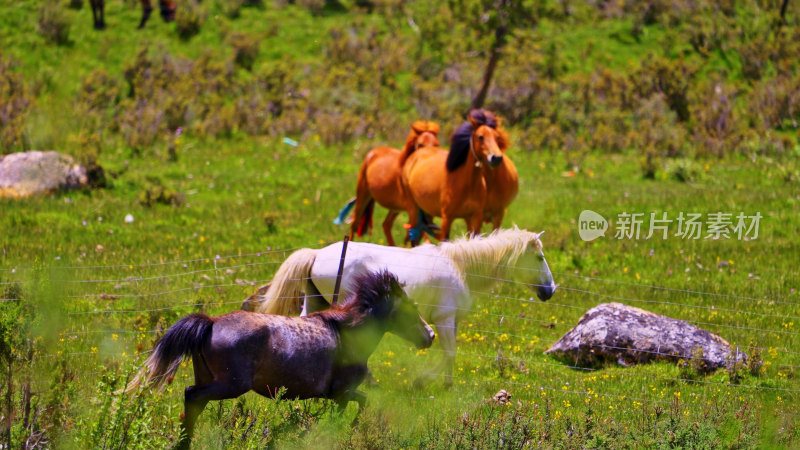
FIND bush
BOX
[691,81,746,157]
[0,54,31,153]
[221,0,243,18]
[748,74,800,131]
[119,98,165,155]
[38,1,71,45]
[632,56,695,122]
[230,32,260,71]
[175,0,205,40]
[297,0,325,15]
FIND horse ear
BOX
[410,121,425,134]
[468,111,479,129]
[428,121,441,136]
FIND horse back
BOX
[363,146,406,211]
[402,147,449,216]
[205,311,339,398]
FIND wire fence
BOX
[3,242,799,405]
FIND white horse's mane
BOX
[437,227,541,280]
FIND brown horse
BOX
[126,270,434,449]
[335,121,440,246]
[402,109,515,243]
[89,0,176,30]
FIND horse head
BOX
[405,121,441,154]
[353,270,435,349]
[447,109,511,172]
[520,231,557,301]
[468,109,509,169]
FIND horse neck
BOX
[320,310,385,364]
[440,232,530,288]
[338,323,385,364]
[399,131,436,165]
[465,134,481,170]
[450,135,484,184]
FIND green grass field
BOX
[2,0,799,447]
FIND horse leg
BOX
[138,0,153,29]
[405,206,421,246]
[491,210,505,231]
[467,213,484,237]
[335,389,367,426]
[160,0,176,22]
[414,315,456,388]
[336,389,366,412]
[382,211,398,246]
[301,281,329,315]
[438,318,456,387]
[90,0,105,29]
[438,213,454,242]
[179,381,249,449]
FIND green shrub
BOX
[298,0,325,15]
[175,0,205,40]
[230,32,260,71]
[690,81,746,157]
[632,56,695,122]
[138,178,185,207]
[748,74,800,130]
[221,0,243,18]
[38,1,71,45]
[119,98,165,155]
[0,54,31,153]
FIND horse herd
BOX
[337,109,518,245]
[129,109,555,448]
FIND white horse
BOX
[252,227,556,385]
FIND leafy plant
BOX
[0,54,31,153]
[175,0,205,40]
[37,1,71,45]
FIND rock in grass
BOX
[545,303,745,372]
[0,151,103,198]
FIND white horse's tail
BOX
[256,248,318,315]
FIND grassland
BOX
[1,0,799,448]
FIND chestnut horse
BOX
[334,121,440,246]
[127,270,434,449]
[402,109,516,243]
[89,0,176,30]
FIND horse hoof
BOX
[94,21,105,30]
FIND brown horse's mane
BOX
[446,109,510,173]
[318,270,398,327]
[399,121,441,164]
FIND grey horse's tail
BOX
[124,314,213,392]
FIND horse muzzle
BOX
[487,154,503,169]
[419,322,435,348]
[536,281,557,301]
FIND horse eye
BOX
[478,135,484,141]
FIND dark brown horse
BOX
[127,270,434,449]
[89,0,176,30]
